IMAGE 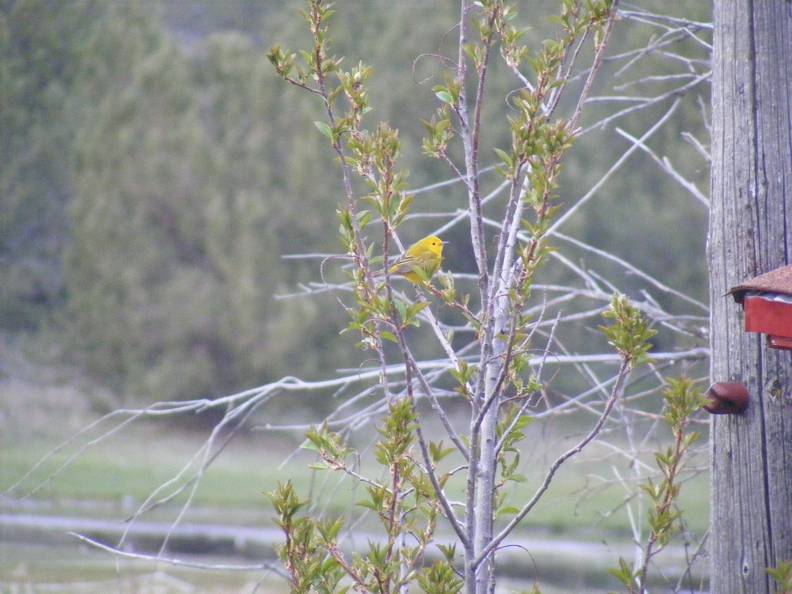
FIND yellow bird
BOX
[387,235,445,284]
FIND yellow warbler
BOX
[387,235,445,284]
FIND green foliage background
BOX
[0,0,709,406]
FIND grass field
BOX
[1,369,710,593]
[1,419,710,537]
[1,336,710,538]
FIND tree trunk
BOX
[708,2,792,593]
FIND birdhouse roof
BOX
[730,264,792,303]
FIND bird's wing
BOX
[388,253,423,275]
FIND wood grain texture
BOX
[709,1,792,593]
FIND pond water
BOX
[0,542,284,594]
[1,541,708,594]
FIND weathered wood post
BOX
[708,1,792,593]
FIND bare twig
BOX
[547,97,682,236]
[68,531,287,576]
[614,127,708,207]
[475,357,633,568]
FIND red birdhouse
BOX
[730,264,792,351]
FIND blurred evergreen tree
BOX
[0,0,106,328]
[1,0,710,405]
[66,3,348,403]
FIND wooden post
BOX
[708,2,792,593]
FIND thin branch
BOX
[474,357,632,567]
[550,230,708,311]
[68,531,286,576]
[407,165,498,196]
[547,97,682,236]
[579,74,708,137]
[402,345,469,461]
[455,0,490,309]
[401,343,469,547]
[614,127,708,207]
[568,0,622,133]
[681,131,710,162]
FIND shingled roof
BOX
[730,264,792,303]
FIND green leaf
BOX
[407,301,430,319]
[493,147,513,169]
[300,438,320,452]
[435,90,454,105]
[608,557,637,588]
[512,414,533,431]
[395,300,408,324]
[380,330,398,343]
[429,440,456,463]
[768,559,792,591]
[314,120,333,139]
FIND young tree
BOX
[265,1,708,592]
[708,2,792,593]
[7,1,714,592]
